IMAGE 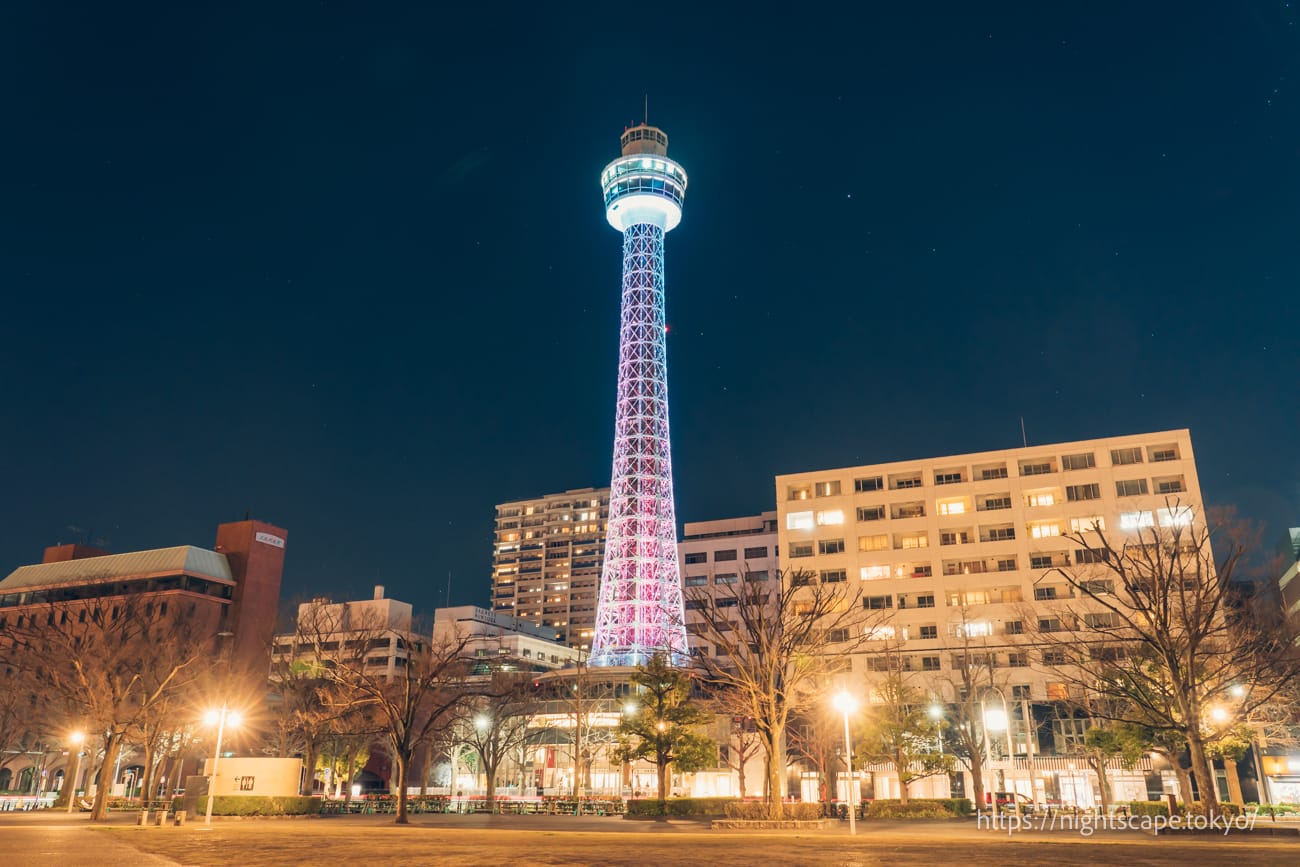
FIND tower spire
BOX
[591,123,689,667]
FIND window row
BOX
[785,444,1184,501]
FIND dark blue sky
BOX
[2,2,1297,615]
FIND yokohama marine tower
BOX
[590,123,690,667]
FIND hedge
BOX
[1127,801,1249,818]
[1247,802,1299,817]
[183,795,322,816]
[626,797,738,817]
[866,798,970,819]
[724,802,822,821]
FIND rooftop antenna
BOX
[1019,416,1028,448]
[446,570,452,609]
[644,93,649,125]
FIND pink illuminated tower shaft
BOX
[590,124,689,667]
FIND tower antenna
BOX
[643,93,648,125]
[1020,416,1028,448]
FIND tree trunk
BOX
[1224,757,1244,806]
[90,734,121,822]
[968,759,985,813]
[139,741,155,804]
[485,760,497,808]
[1172,756,1194,809]
[301,742,317,796]
[1093,757,1111,813]
[393,754,409,824]
[657,755,669,802]
[1186,733,1221,817]
[344,750,355,806]
[759,727,780,816]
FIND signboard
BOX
[255,532,285,549]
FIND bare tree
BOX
[544,658,616,800]
[687,566,881,819]
[1028,506,1300,816]
[460,672,537,808]
[0,600,210,820]
[937,612,1005,812]
[856,643,951,804]
[786,692,843,810]
[714,705,763,799]
[0,664,45,780]
[299,601,472,824]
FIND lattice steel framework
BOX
[590,135,689,667]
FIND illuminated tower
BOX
[590,123,689,667]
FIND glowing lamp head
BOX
[69,731,85,746]
[475,716,490,731]
[1209,706,1229,724]
[833,691,859,715]
[204,707,242,728]
[656,720,667,733]
[1229,684,1246,699]
[928,704,944,720]
[984,708,1009,732]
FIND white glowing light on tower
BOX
[590,121,689,668]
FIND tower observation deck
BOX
[590,123,690,668]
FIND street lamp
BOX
[203,706,242,827]
[929,704,945,753]
[833,691,859,836]
[979,687,1014,815]
[65,732,84,814]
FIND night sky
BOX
[2,2,1298,617]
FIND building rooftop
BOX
[0,545,233,592]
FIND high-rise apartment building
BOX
[490,487,609,648]
[776,430,1202,804]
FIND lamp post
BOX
[833,691,859,836]
[203,706,241,827]
[929,704,945,754]
[65,732,84,814]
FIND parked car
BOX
[984,792,1037,814]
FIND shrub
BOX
[183,795,322,816]
[866,799,963,819]
[724,801,823,820]
[1127,801,1170,817]
[626,797,737,817]
[928,798,973,817]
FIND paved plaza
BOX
[2,811,1298,866]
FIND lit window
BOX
[816,509,845,526]
[860,565,891,581]
[938,499,966,516]
[786,511,814,531]
[1119,511,1154,531]
[858,534,889,552]
[961,621,992,638]
[900,532,929,549]
[815,481,842,497]
[1157,506,1193,528]
[1030,523,1061,538]
[864,625,896,641]
[1069,516,1105,533]
[1026,493,1056,508]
